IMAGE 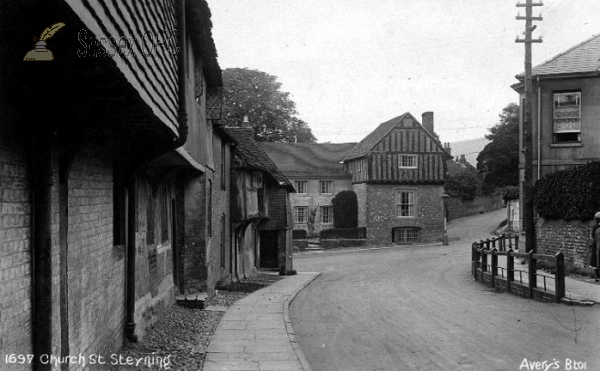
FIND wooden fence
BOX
[472,235,565,303]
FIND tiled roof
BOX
[342,112,448,161]
[518,34,600,78]
[261,142,356,179]
[343,113,410,161]
[223,127,293,189]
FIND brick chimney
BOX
[443,142,452,155]
[422,111,434,135]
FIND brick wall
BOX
[0,142,32,363]
[535,218,593,273]
[66,148,126,363]
[365,184,445,245]
[132,174,176,341]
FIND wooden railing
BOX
[472,235,565,303]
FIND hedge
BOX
[502,186,519,202]
[292,229,307,239]
[331,190,358,228]
[534,161,600,220]
[320,227,367,240]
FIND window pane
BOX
[295,181,307,194]
[553,92,581,138]
[295,206,308,223]
[320,181,332,194]
[397,191,415,217]
[321,206,333,224]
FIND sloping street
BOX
[290,209,600,371]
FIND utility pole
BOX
[516,0,542,255]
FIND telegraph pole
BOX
[516,0,542,255]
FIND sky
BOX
[206,0,600,144]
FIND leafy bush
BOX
[320,227,367,240]
[292,229,307,239]
[534,161,600,220]
[502,186,519,202]
[444,171,482,200]
[331,190,358,228]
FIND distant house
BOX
[342,112,452,245]
[262,142,356,236]
[448,137,490,169]
[446,154,477,177]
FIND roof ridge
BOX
[516,34,600,78]
[343,113,409,161]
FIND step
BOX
[175,292,207,309]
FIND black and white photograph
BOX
[1,0,599,370]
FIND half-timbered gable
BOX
[344,113,450,184]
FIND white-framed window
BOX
[295,181,308,194]
[399,155,418,169]
[320,181,333,194]
[393,227,420,243]
[321,206,333,224]
[294,206,308,224]
[553,92,581,143]
[396,190,415,217]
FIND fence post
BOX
[515,235,519,251]
[555,252,565,303]
[481,248,488,276]
[507,249,514,292]
[491,248,498,286]
[528,250,537,298]
[472,243,479,278]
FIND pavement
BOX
[202,272,320,371]
[495,255,600,305]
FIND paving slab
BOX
[203,272,320,371]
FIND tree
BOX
[222,68,317,143]
[444,171,482,200]
[477,103,520,190]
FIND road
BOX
[290,209,600,371]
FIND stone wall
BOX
[444,192,503,221]
[354,183,368,228]
[535,218,593,273]
[365,184,445,245]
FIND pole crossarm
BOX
[516,2,543,6]
[516,38,543,43]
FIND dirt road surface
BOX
[290,209,600,371]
